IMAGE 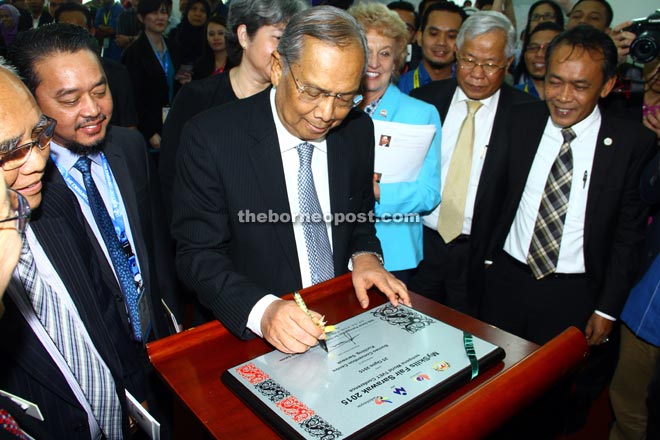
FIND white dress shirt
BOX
[49,142,142,288]
[503,106,614,321]
[246,89,333,336]
[504,106,601,273]
[422,87,500,234]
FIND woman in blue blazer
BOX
[349,2,441,281]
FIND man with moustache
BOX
[9,23,179,434]
[397,2,466,95]
[408,11,535,316]
[172,6,410,354]
[0,60,140,439]
[482,25,657,433]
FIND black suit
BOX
[408,79,536,313]
[121,34,181,143]
[46,125,180,342]
[159,71,237,223]
[0,183,136,439]
[172,87,381,339]
[484,101,657,331]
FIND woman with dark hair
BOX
[512,0,564,81]
[192,15,227,80]
[158,0,308,222]
[168,0,210,71]
[0,4,20,57]
[514,21,562,98]
[122,0,181,149]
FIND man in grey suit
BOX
[172,6,410,354]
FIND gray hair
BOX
[225,0,309,66]
[456,11,516,59]
[0,56,19,77]
[277,6,368,77]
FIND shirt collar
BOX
[50,141,103,171]
[549,105,601,138]
[454,86,499,110]
[269,88,327,154]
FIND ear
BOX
[237,23,248,50]
[505,55,515,72]
[599,75,617,99]
[137,14,144,24]
[270,50,283,87]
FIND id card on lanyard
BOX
[52,153,152,342]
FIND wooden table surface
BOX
[147,274,588,439]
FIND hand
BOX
[351,254,411,309]
[609,21,636,65]
[96,25,115,39]
[373,173,380,202]
[149,133,161,149]
[115,34,134,49]
[176,70,192,85]
[261,300,325,354]
[584,313,614,346]
[643,107,660,141]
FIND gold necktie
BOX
[437,100,483,243]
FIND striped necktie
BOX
[16,238,123,438]
[527,127,577,279]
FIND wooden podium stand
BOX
[147,274,588,439]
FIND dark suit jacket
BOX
[45,126,180,342]
[159,71,237,223]
[101,57,138,128]
[411,79,536,304]
[121,34,181,143]
[172,87,381,338]
[0,183,134,439]
[487,100,657,317]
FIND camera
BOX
[625,9,660,63]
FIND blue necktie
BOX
[296,142,334,284]
[73,156,142,340]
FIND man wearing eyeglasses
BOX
[0,61,141,438]
[408,11,535,317]
[172,6,410,354]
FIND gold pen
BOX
[293,291,329,352]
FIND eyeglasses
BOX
[0,115,56,171]
[525,43,550,53]
[530,12,556,22]
[0,188,31,234]
[456,56,507,76]
[288,65,363,109]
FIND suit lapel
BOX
[245,91,301,286]
[101,140,151,289]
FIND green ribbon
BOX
[463,331,479,380]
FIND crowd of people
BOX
[0,0,659,438]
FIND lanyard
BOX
[103,9,111,26]
[154,47,174,103]
[51,153,141,283]
[413,66,420,90]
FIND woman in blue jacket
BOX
[349,2,441,282]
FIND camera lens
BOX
[630,31,659,63]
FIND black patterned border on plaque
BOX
[299,415,343,439]
[254,378,291,403]
[371,304,435,334]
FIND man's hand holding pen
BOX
[261,300,328,354]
